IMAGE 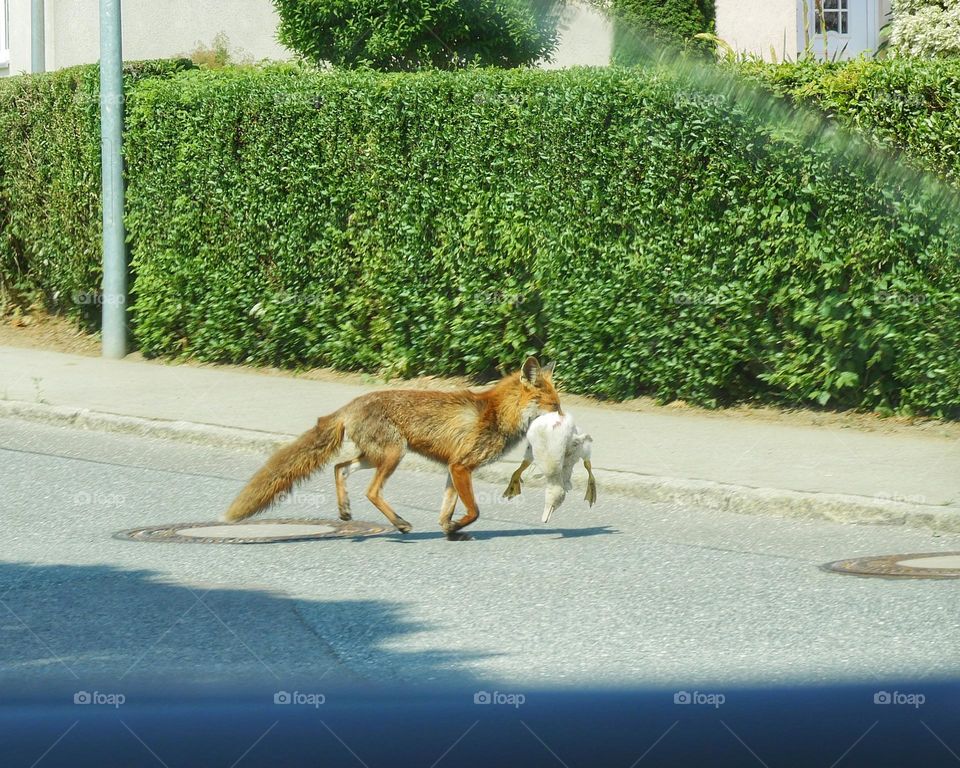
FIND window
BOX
[815,0,850,34]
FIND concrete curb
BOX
[4,398,959,534]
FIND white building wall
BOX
[4,0,613,77]
[716,0,799,61]
[546,1,612,68]
[6,0,290,76]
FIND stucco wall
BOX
[545,1,612,68]
[7,0,291,75]
[716,0,799,61]
[5,0,613,76]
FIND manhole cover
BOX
[114,518,390,544]
[823,552,960,579]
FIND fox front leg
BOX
[583,459,597,507]
[504,458,532,499]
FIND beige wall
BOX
[6,0,291,76]
[4,0,613,76]
[546,1,612,69]
[716,0,799,62]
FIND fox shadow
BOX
[376,524,620,543]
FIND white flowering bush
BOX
[890,0,960,57]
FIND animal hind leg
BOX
[334,455,371,521]
[503,459,531,499]
[365,449,412,533]
[438,473,458,530]
[583,459,597,506]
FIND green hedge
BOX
[735,57,960,186]
[0,60,191,324]
[124,66,960,416]
[611,0,715,60]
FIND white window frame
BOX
[814,0,851,36]
[0,0,9,68]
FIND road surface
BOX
[2,417,959,691]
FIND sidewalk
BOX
[2,346,958,531]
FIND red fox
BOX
[223,357,562,535]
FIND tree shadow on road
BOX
[0,560,489,689]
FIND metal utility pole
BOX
[31,0,44,72]
[99,0,127,358]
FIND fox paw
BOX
[394,519,413,534]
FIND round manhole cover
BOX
[823,552,960,579]
[114,518,390,544]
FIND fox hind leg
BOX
[438,473,458,530]
[334,455,371,521]
[365,449,412,533]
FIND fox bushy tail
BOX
[224,415,345,522]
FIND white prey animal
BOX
[503,410,597,523]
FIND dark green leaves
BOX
[272,0,559,70]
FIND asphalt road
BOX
[2,417,959,692]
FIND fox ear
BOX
[521,356,541,385]
[542,361,556,377]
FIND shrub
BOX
[271,0,559,70]
[0,60,193,325]
[735,57,960,185]
[610,0,715,61]
[889,0,960,58]
[125,65,960,417]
